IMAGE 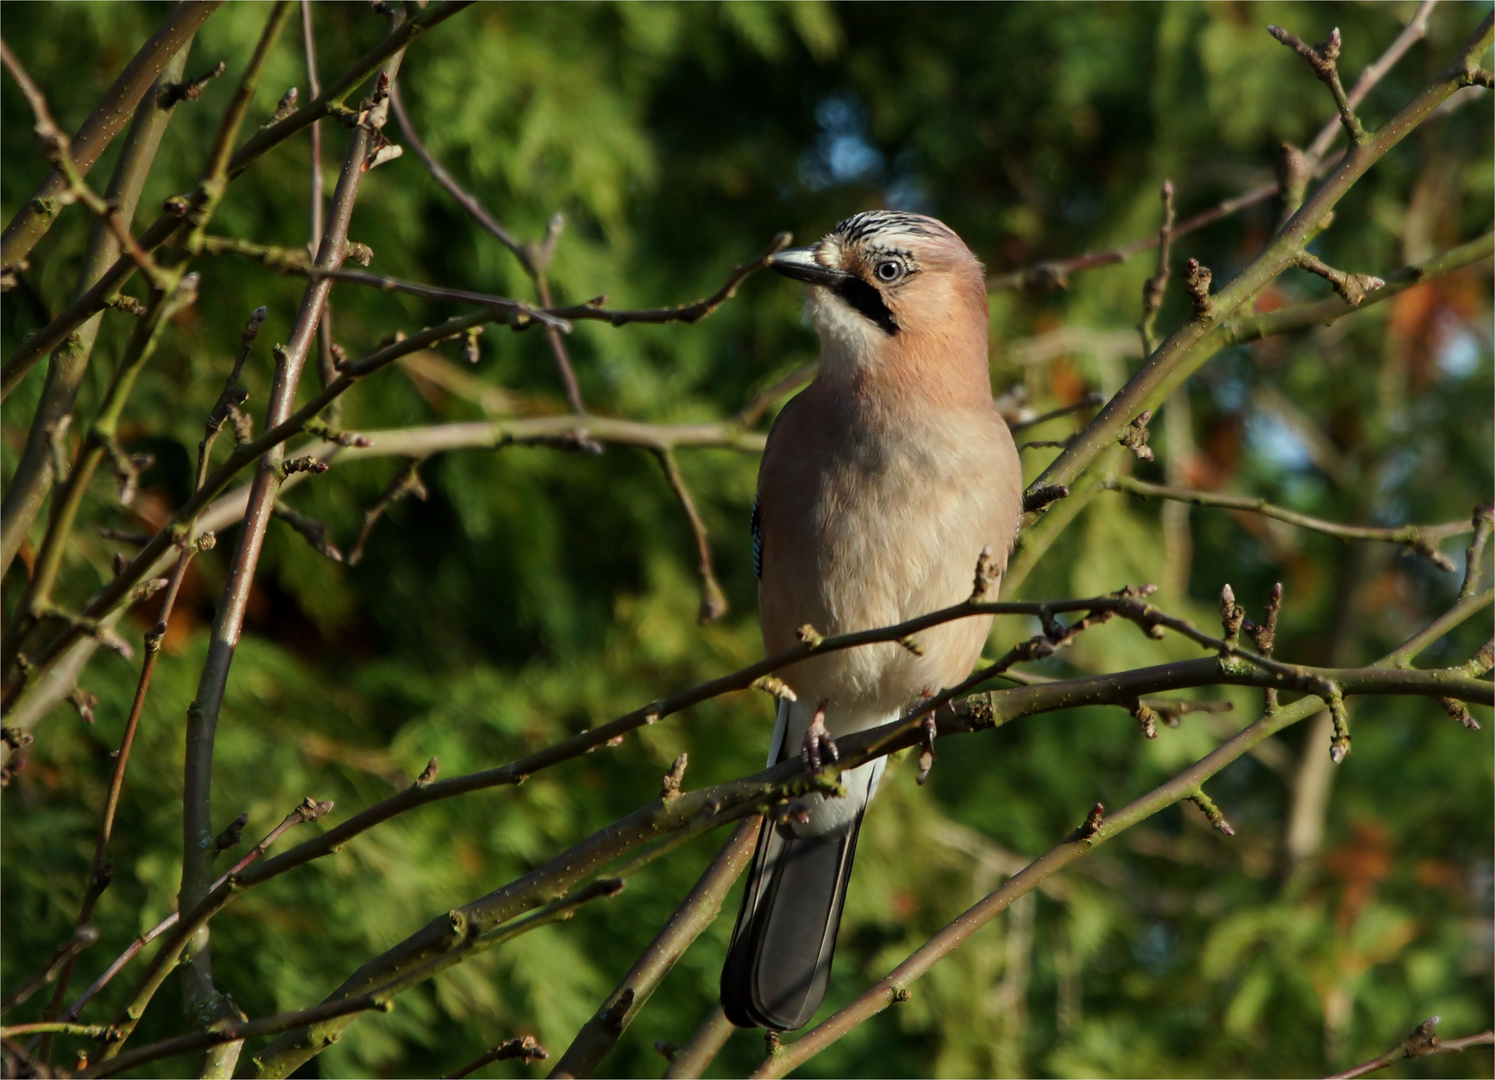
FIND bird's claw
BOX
[916,712,938,786]
[801,700,838,771]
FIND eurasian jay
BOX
[721,211,1025,1031]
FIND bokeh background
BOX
[2,2,1492,1077]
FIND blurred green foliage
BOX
[2,2,1491,1077]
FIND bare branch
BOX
[1268,25,1366,145]
[1325,1016,1495,1080]
[2,273,201,687]
[445,1036,548,1079]
[300,2,323,245]
[662,1005,734,1079]
[347,458,427,566]
[0,41,168,289]
[0,2,474,400]
[59,800,332,1026]
[171,22,403,1063]
[1139,180,1175,353]
[1296,251,1385,306]
[1461,503,1494,598]
[1024,16,1494,518]
[546,233,792,326]
[1306,0,1439,161]
[735,363,817,428]
[202,228,789,333]
[0,927,99,1013]
[0,25,194,581]
[192,234,565,329]
[1104,475,1471,569]
[389,84,585,408]
[748,593,1491,1079]
[653,449,727,623]
[389,81,528,266]
[35,524,212,1024]
[272,504,343,562]
[1224,230,1493,343]
[95,799,333,1056]
[985,2,1443,294]
[1008,392,1104,434]
[0,1,224,270]
[550,819,759,1077]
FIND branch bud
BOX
[1119,411,1154,462]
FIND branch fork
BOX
[1268,25,1367,146]
[1297,252,1385,306]
[1186,788,1235,836]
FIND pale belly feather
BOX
[763,415,1012,734]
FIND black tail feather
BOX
[720,809,865,1031]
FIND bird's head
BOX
[768,211,988,369]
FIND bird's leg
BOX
[801,699,838,771]
[916,689,938,786]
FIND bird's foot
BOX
[916,693,939,786]
[801,700,838,771]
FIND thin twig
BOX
[1268,25,1366,146]
[546,233,792,326]
[300,0,323,250]
[185,1,296,254]
[445,1036,548,1079]
[748,595,1492,1079]
[0,1022,116,1040]
[1139,180,1175,354]
[0,1,224,270]
[37,531,210,1023]
[1,274,200,685]
[550,818,759,1077]
[0,928,99,1012]
[0,2,474,399]
[388,81,529,267]
[0,41,168,287]
[662,1004,734,1080]
[653,448,728,623]
[0,30,194,581]
[193,234,564,328]
[347,458,426,565]
[58,800,330,1025]
[1305,0,1439,162]
[390,84,585,407]
[1460,504,1493,598]
[1225,231,1493,344]
[1104,475,1470,569]
[172,19,396,1065]
[735,363,818,428]
[985,1,1442,293]
[1009,392,1105,435]
[535,261,586,413]
[96,799,333,1056]
[1325,1016,1494,1080]
[211,605,1495,1075]
[1023,16,1494,521]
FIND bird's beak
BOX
[767,246,849,287]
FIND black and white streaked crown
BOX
[832,210,952,245]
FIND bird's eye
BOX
[874,260,904,283]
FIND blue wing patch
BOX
[751,498,763,580]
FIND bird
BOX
[721,210,1025,1031]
